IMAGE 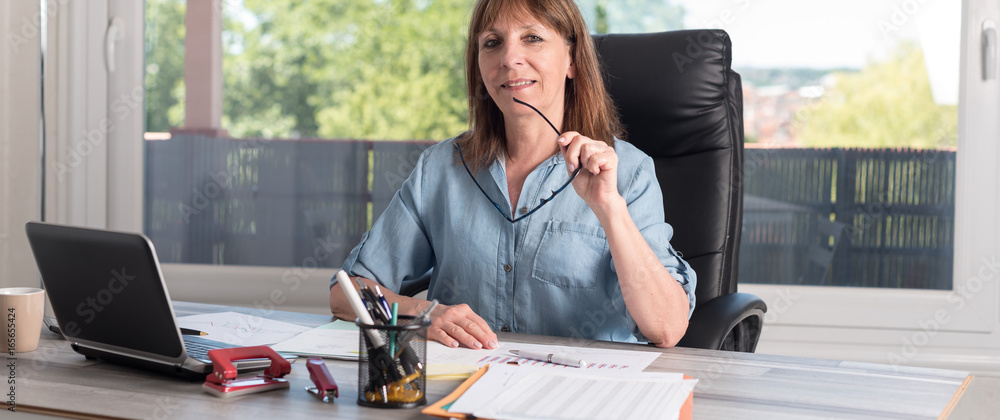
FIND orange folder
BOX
[422,364,694,420]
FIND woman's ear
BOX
[567,60,576,79]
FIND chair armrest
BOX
[676,292,767,352]
[399,275,431,297]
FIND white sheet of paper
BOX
[471,369,696,420]
[176,311,310,347]
[449,363,685,415]
[426,340,496,365]
[479,342,661,372]
[270,321,361,360]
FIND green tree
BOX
[221,0,469,140]
[146,0,687,140]
[145,0,186,132]
[796,42,958,149]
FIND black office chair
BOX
[402,29,766,352]
[594,30,767,352]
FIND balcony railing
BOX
[146,135,955,290]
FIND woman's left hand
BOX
[558,132,622,215]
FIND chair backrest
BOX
[594,30,744,309]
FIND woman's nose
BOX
[500,43,524,68]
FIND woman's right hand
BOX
[428,303,499,349]
[330,275,499,349]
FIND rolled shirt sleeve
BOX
[336,148,435,292]
[334,139,696,345]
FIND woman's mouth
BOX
[502,80,536,89]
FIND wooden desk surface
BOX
[6,302,971,419]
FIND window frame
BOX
[49,0,1000,370]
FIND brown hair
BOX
[456,0,623,171]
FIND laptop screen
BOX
[25,222,184,358]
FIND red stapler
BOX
[305,357,339,402]
[203,346,292,398]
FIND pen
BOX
[335,270,386,348]
[392,300,438,360]
[510,349,586,368]
[359,286,390,323]
[374,285,392,319]
[181,328,208,336]
[389,302,399,358]
[415,299,438,321]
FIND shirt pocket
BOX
[531,220,609,289]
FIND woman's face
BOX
[477,15,575,125]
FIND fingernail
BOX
[488,340,498,349]
[558,136,566,143]
[568,163,575,171]
[473,341,483,349]
[451,341,459,348]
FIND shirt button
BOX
[503,264,512,272]
[501,326,510,332]
[519,206,528,214]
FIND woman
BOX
[330,0,695,349]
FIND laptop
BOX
[24,221,278,380]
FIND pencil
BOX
[180,327,208,336]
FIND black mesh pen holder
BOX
[356,315,429,408]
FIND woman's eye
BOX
[526,35,543,43]
[483,39,500,49]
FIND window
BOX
[669,1,960,291]
[59,0,998,367]
[144,0,466,270]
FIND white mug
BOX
[0,288,45,353]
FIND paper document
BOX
[426,340,496,365]
[425,341,660,372]
[467,365,696,420]
[477,342,661,372]
[270,321,361,360]
[450,363,685,415]
[176,312,310,347]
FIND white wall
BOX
[0,2,42,289]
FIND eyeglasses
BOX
[456,97,582,223]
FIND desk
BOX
[6,302,971,419]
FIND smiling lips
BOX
[501,80,536,89]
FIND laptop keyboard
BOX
[183,336,224,360]
[182,337,277,371]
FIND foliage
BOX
[144,0,186,132]
[218,0,470,140]
[145,0,686,140]
[795,42,958,149]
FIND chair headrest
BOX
[594,30,736,157]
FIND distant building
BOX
[742,82,825,146]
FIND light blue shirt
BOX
[337,138,696,343]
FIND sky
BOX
[671,0,961,104]
[673,0,961,70]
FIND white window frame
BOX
[49,0,1000,371]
